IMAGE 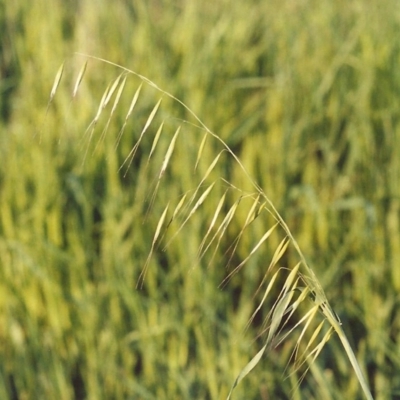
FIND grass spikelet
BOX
[81,82,111,161]
[93,75,127,151]
[148,122,164,163]
[94,82,111,124]
[186,151,225,212]
[104,74,122,107]
[169,193,187,225]
[195,132,208,171]
[158,126,180,179]
[222,194,263,267]
[49,62,65,104]
[138,203,170,288]
[198,190,228,256]
[115,83,143,148]
[164,182,216,250]
[120,98,162,174]
[255,236,290,297]
[246,269,280,330]
[72,61,87,98]
[226,343,269,400]
[38,62,65,140]
[146,126,181,216]
[221,222,279,285]
[202,197,242,265]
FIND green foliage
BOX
[1,0,400,399]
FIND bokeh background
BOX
[1,0,400,399]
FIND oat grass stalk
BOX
[49,55,374,400]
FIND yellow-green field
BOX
[1,0,400,399]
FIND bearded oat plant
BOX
[47,55,373,400]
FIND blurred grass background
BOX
[1,0,400,399]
